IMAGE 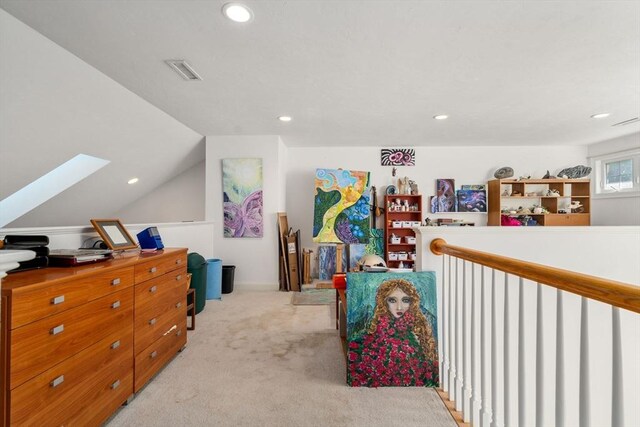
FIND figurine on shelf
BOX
[409,180,419,195]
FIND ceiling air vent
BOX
[165,60,202,81]
[611,117,639,127]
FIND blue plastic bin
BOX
[206,258,222,300]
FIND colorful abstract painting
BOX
[381,148,415,166]
[222,158,263,238]
[435,179,456,212]
[346,272,439,387]
[457,190,487,212]
[348,244,367,270]
[313,168,371,244]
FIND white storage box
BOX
[397,252,408,261]
[411,221,421,227]
[388,252,399,261]
[410,252,417,260]
[391,221,402,228]
[402,221,412,228]
[405,236,416,244]
[390,236,401,244]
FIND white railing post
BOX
[455,258,462,411]
[462,260,470,420]
[481,265,492,427]
[535,284,544,427]
[611,306,623,427]
[555,290,565,427]
[471,263,482,426]
[450,255,457,403]
[490,269,503,427]
[442,255,449,394]
[518,278,526,427]
[503,274,510,427]
[579,297,591,427]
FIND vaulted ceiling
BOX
[2,0,639,147]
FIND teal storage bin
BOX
[187,252,207,314]
[206,259,222,300]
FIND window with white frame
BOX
[591,149,640,197]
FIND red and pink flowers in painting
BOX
[348,312,439,387]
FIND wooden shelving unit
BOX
[384,194,422,268]
[488,179,590,226]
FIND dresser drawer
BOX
[135,317,186,392]
[543,214,590,226]
[9,266,134,330]
[134,251,187,283]
[9,288,134,389]
[135,294,187,355]
[135,267,187,312]
[9,328,133,426]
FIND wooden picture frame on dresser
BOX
[0,248,188,426]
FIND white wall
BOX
[114,161,205,223]
[588,133,640,226]
[0,10,204,227]
[286,145,588,258]
[205,136,284,287]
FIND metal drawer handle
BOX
[150,351,158,359]
[50,324,64,335]
[111,340,121,350]
[111,300,121,309]
[176,259,182,265]
[50,375,64,388]
[111,379,120,390]
[176,302,182,308]
[111,278,121,286]
[149,318,157,325]
[149,267,157,273]
[51,295,65,305]
[176,274,182,281]
[149,286,157,293]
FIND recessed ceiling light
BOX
[222,3,253,23]
[433,115,449,120]
[278,116,292,122]
[591,113,610,119]
[128,177,139,185]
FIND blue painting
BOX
[318,244,348,280]
[346,272,439,387]
[457,190,487,212]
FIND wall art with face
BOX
[346,272,438,387]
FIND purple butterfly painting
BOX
[222,159,263,238]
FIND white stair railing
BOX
[431,238,640,427]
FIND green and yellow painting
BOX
[313,168,370,244]
[223,158,263,238]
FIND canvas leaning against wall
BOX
[313,168,371,244]
[222,158,263,238]
[346,272,439,387]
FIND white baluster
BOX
[611,306,623,427]
[462,260,470,419]
[481,266,492,427]
[471,263,482,426]
[490,269,502,427]
[579,297,590,427]
[441,255,448,392]
[518,278,526,427]
[455,258,463,411]
[504,274,510,427]
[536,284,544,427]
[555,290,565,427]
[449,255,456,402]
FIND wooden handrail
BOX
[430,238,640,314]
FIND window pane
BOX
[606,161,620,176]
[619,159,633,175]
[620,174,633,188]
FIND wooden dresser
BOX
[0,248,188,426]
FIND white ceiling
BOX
[1,0,639,148]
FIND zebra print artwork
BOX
[380,148,415,166]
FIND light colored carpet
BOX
[107,289,455,427]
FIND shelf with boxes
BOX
[487,178,591,226]
[384,194,422,268]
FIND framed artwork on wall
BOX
[380,148,415,166]
[222,158,263,238]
